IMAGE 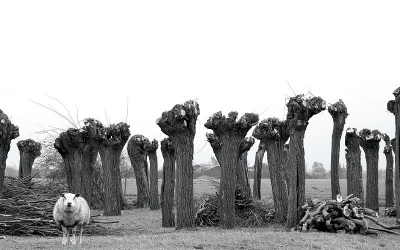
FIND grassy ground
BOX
[2,178,397,250]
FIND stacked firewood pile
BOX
[195,188,275,227]
[298,194,400,235]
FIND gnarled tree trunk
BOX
[146,139,159,210]
[383,134,394,207]
[17,139,41,182]
[0,109,19,195]
[328,100,348,199]
[127,135,150,208]
[359,129,381,212]
[253,142,266,199]
[285,95,326,228]
[99,122,130,216]
[161,138,175,227]
[237,137,254,198]
[345,128,364,205]
[157,100,199,229]
[205,111,259,229]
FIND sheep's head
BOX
[60,193,80,212]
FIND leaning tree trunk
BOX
[345,128,364,205]
[237,137,254,198]
[205,111,259,229]
[0,110,19,195]
[387,87,400,223]
[127,135,150,208]
[17,139,41,182]
[383,133,394,207]
[253,142,266,199]
[157,100,199,229]
[161,138,175,227]
[285,95,326,228]
[359,129,381,212]
[99,122,130,216]
[145,139,159,210]
[253,118,289,222]
[328,100,348,199]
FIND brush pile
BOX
[298,194,400,235]
[195,188,274,227]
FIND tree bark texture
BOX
[0,110,19,195]
[99,122,130,216]
[345,148,352,195]
[285,95,326,228]
[236,137,254,198]
[345,128,364,205]
[253,142,266,199]
[161,138,175,227]
[157,100,199,229]
[383,134,394,207]
[359,129,381,212]
[54,119,103,206]
[17,139,41,181]
[146,139,159,210]
[205,111,259,229]
[127,135,150,208]
[328,100,348,199]
[387,88,400,222]
[252,118,289,222]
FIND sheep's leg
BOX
[61,226,68,245]
[71,225,78,245]
[79,226,84,244]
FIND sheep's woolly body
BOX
[53,193,90,245]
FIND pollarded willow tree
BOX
[127,135,150,208]
[160,138,175,227]
[382,133,394,207]
[253,118,289,222]
[328,99,348,199]
[252,141,266,200]
[359,128,381,212]
[54,119,104,206]
[17,139,41,181]
[157,100,199,229]
[205,111,259,229]
[145,139,159,210]
[237,137,255,198]
[99,122,131,216]
[285,95,326,228]
[0,109,19,194]
[345,128,364,204]
[387,87,400,222]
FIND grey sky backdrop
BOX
[1,1,400,172]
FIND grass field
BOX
[2,178,397,250]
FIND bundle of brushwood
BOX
[385,207,396,217]
[0,177,114,236]
[298,194,400,235]
[195,188,274,227]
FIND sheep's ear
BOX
[60,193,65,198]
[75,193,80,198]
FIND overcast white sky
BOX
[1,1,399,172]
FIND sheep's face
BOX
[61,193,80,212]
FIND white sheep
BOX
[53,193,90,245]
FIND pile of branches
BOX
[385,207,396,217]
[298,194,400,235]
[0,177,64,236]
[195,188,274,227]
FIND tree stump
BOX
[17,139,41,182]
[157,100,199,229]
[161,138,175,227]
[328,99,348,199]
[359,129,381,212]
[127,135,150,208]
[205,111,259,229]
[0,109,19,195]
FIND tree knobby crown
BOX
[204,111,259,137]
[359,128,381,150]
[252,117,288,143]
[17,139,42,157]
[286,95,326,129]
